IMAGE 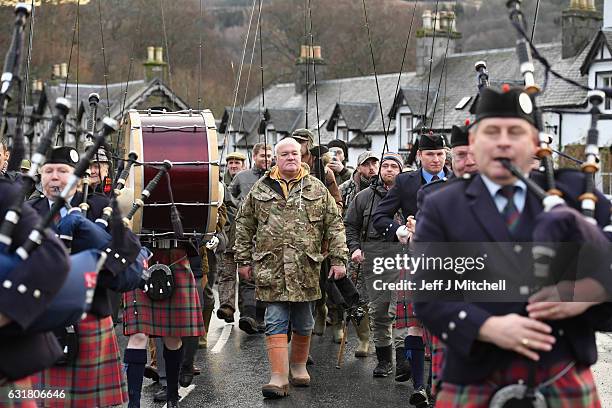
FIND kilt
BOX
[395,269,420,330]
[0,376,37,408]
[435,360,600,408]
[34,315,127,408]
[123,249,205,338]
[430,335,445,396]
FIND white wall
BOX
[605,0,612,29]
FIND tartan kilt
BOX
[435,360,600,408]
[123,249,205,337]
[34,315,127,408]
[430,335,445,396]
[394,301,420,330]
[0,376,37,408]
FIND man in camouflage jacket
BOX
[234,137,348,399]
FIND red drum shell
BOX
[123,110,219,236]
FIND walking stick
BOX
[335,313,349,369]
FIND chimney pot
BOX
[422,10,432,30]
[155,47,163,63]
[313,45,322,59]
[147,46,155,61]
[52,64,60,78]
[60,62,68,78]
[300,45,308,59]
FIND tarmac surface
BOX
[116,290,612,408]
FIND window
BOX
[597,72,612,110]
[399,113,412,150]
[265,124,277,145]
[335,118,348,142]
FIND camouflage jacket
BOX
[233,166,348,302]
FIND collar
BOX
[480,174,527,197]
[421,168,447,184]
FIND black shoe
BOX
[168,400,180,408]
[217,306,235,323]
[179,367,194,388]
[306,354,314,366]
[395,347,412,382]
[373,345,393,377]
[144,365,159,383]
[153,386,167,402]
[239,316,258,334]
[409,386,429,408]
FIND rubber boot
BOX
[199,308,213,348]
[313,302,327,336]
[353,312,370,358]
[262,334,289,399]
[289,333,311,387]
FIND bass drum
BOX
[122,109,219,238]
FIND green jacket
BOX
[233,168,348,302]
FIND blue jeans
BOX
[264,302,314,336]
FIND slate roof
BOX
[223,35,603,143]
[42,78,189,124]
[326,102,377,131]
[264,108,303,133]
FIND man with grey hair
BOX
[234,136,347,399]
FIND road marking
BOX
[161,384,196,408]
[210,324,232,354]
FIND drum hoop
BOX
[201,109,220,235]
[127,110,145,234]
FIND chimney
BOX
[562,0,601,59]
[143,45,168,82]
[60,62,68,79]
[417,9,461,76]
[52,64,60,79]
[294,44,326,94]
[155,46,164,63]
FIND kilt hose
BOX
[436,359,600,408]
[34,315,127,408]
[123,249,205,338]
[0,376,37,408]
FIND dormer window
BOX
[596,72,612,110]
[335,117,348,141]
[265,123,277,145]
[399,113,412,150]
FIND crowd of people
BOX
[1,85,611,408]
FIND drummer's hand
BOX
[478,313,555,361]
[406,216,416,234]
[238,265,252,281]
[328,265,346,280]
[0,313,12,328]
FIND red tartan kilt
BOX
[430,335,445,396]
[435,360,600,408]
[123,249,205,338]
[394,301,420,330]
[0,376,37,408]
[33,315,127,408]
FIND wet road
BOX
[117,292,418,408]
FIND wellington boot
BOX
[354,312,370,357]
[262,334,289,399]
[289,333,311,387]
